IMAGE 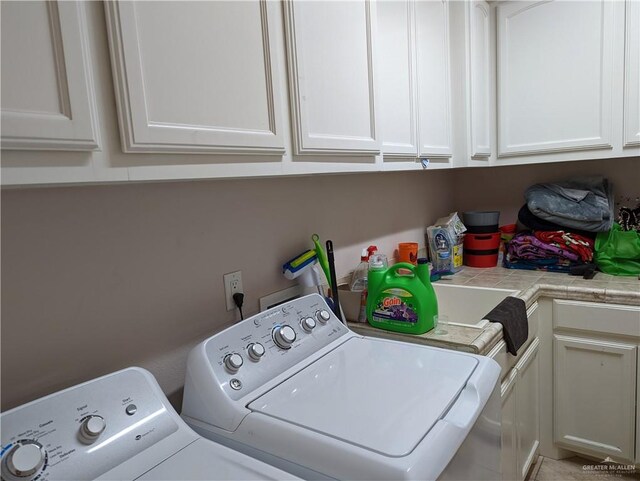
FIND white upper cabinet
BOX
[466,1,492,159]
[497,1,618,157]
[623,0,640,148]
[284,1,379,156]
[377,1,418,158]
[415,0,453,159]
[0,1,99,150]
[105,1,285,154]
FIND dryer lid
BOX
[248,337,478,457]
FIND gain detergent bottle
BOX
[366,258,438,335]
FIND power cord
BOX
[233,292,245,321]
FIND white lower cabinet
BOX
[553,334,637,462]
[501,369,518,481]
[515,338,540,479]
[497,338,540,481]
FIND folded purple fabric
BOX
[507,233,580,262]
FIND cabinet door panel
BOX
[637,352,640,464]
[554,335,636,462]
[377,0,417,157]
[285,0,379,155]
[623,0,640,147]
[415,0,452,158]
[0,1,99,150]
[515,338,540,480]
[467,1,491,158]
[497,1,616,156]
[105,1,285,154]
[501,369,518,481]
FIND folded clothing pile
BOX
[503,176,612,272]
[504,231,595,272]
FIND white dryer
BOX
[182,293,502,481]
[0,367,298,481]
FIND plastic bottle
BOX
[350,246,379,322]
[366,257,438,335]
[350,249,370,292]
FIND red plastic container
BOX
[463,232,501,267]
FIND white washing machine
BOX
[0,367,299,481]
[182,293,502,481]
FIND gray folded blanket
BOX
[525,176,614,232]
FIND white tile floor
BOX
[527,456,640,481]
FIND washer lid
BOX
[248,337,478,457]
[136,439,299,480]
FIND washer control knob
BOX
[3,441,46,478]
[316,309,331,323]
[272,325,296,349]
[247,343,265,361]
[79,415,106,444]
[300,317,316,332]
[224,353,244,373]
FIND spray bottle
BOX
[350,245,378,322]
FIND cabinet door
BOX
[377,1,418,157]
[0,1,99,150]
[466,1,492,159]
[497,1,618,157]
[285,1,379,155]
[515,338,540,480]
[637,349,640,464]
[554,334,637,462]
[105,1,285,154]
[415,0,453,159]
[624,0,640,148]
[501,369,518,481]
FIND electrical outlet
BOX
[223,271,243,311]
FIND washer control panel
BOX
[1,369,178,481]
[204,294,349,400]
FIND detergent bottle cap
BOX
[367,245,378,258]
[369,253,388,270]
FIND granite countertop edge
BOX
[349,281,640,356]
[464,283,639,355]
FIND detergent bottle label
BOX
[371,289,418,323]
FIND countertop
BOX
[348,266,640,355]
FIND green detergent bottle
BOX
[366,258,438,335]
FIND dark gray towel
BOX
[484,297,528,355]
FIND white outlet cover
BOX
[223,271,243,311]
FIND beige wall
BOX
[453,157,640,225]
[1,169,453,410]
[3,156,638,412]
